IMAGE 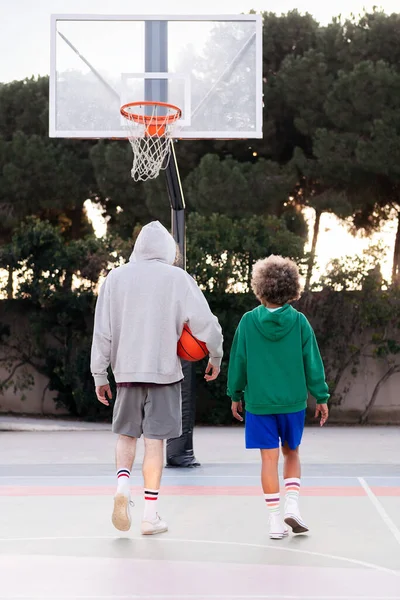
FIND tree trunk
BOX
[391,212,400,285]
[63,270,73,291]
[41,382,50,415]
[305,209,322,292]
[67,207,84,240]
[360,364,400,424]
[6,264,13,300]
[247,251,253,293]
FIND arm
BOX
[301,316,330,403]
[91,274,112,388]
[227,318,247,403]
[301,316,330,425]
[184,276,223,369]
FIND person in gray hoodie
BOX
[91,221,223,535]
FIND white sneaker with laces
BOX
[112,493,134,532]
[141,513,168,536]
[284,500,309,534]
[269,514,289,540]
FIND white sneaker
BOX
[269,514,289,540]
[112,493,133,532]
[141,513,168,536]
[284,500,309,534]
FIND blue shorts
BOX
[245,410,305,450]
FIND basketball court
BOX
[0,425,399,599]
[5,11,393,599]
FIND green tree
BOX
[184,153,307,238]
[0,217,116,417]
[0,77,49,140]
[89,141,155,239]
[307,60,400,282]
[0,77,99,237]
[186,211,305,424]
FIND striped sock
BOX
[285,477,301,503]
[143,489,159,521]
[264,493,280,515]
[116,468,130,495]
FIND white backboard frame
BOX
[49,14,263,140]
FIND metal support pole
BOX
[165,148,199,468]
[145,21,199,468]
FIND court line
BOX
[0,535,399,577]
[0,485,370,497]
[2,592,400,598]
[1,475,399,480]
[358,477,400,546]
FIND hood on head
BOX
[251,304,298,341]
[130,221,176,265]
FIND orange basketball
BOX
[177,324,208,362]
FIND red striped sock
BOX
[117,469,130,495]
[143,489,159,521]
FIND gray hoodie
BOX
[91,221,223,386]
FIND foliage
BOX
[2,10,400,421]
[186,212,306,424]
[187,212,306,294]
[0,218,118,418]
[298,246,400,422]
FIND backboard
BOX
[49,14,263,140]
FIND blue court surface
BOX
[0,424,399,599]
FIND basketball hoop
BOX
[120,101,182,182]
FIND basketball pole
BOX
[165,147,199,468]
[59,24,199,467]
[145,21,200,468]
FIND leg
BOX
[111,435,137,532]
[245,412,287,539]
[260,448,280,494]
[111,387,144,532]
[282,442,301,480]
[260,448,287,540]
[280,412,308,534]
[116,434,137,473]
[141,438,168,535]
[142,437,164,491]
[112,386,143,482]
[141,383,182,535]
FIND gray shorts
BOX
[112,383,182,440]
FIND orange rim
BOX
[120,101,182,125]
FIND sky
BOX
[1,0,398,84]
[0,0,397,282]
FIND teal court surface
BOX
[0,424,399,599]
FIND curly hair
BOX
[251,255,301,306]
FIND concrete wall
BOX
[329,353,400,424]
[0,364,68,416]
[1,301,399,422]
[0,302,68,417]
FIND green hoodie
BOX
[227,304,329,415]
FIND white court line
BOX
[358,477,400,546]
[0,535,398,577]
[2,475,399,480]
[0,594,400,600]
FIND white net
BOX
[121,103,181,182]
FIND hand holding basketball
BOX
[204,361,220,382]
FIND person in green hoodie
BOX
[227,255,329,540]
